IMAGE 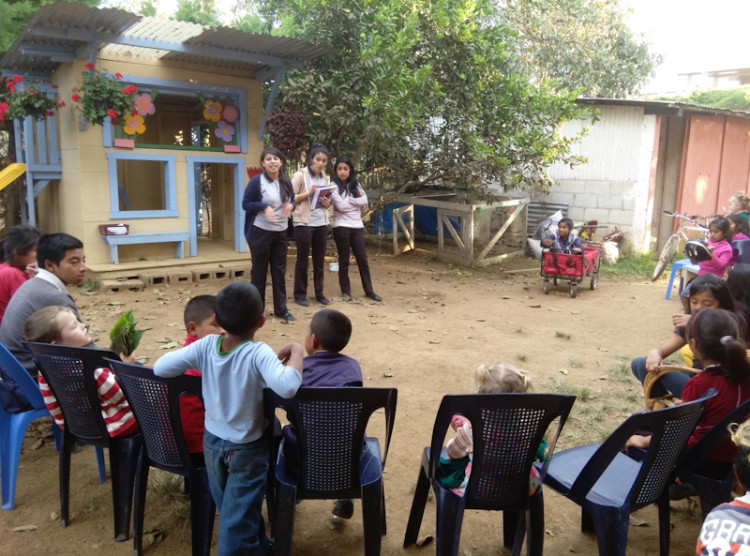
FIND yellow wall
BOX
[42,57,263,265]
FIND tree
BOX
[499,0,659,98]
[174,0,222,26]
[258,0,588,197]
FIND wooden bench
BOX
[101,232,190,264]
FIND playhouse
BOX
[0,2,326,278]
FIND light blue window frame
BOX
[185,155,246,255]
[107,152,178,219]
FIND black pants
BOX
[333,226,374,295]
[293,225,327,300]
[248,227,289,316]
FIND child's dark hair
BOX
[260,146,293,203]
[558,217,574,230]
[1,224,42,263]
[690,274,735,312]
[332,157,361,197]
[685,308,750,382]
[731,420,750,489]
[729,213,750,237]
[36,233,83,267]
[310,309,352,353]
[215,282,263,336]
[308,143,330,163]
[709,216,732,242]
[184,295,217,329]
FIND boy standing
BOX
[0,233,92,376]
[154,282,303,555]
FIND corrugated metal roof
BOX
[576,97,750,120]
[0,1,331,78]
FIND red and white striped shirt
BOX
[38,367,138,438]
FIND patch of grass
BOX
[546,376,591,402]
[514,327,526,334]
[517,354,528,362]
[567,358,583,368]
[555,330,572,340]
[147,470,191,522]
[78,277,101,295]
[599,249,656,279]
[607,361,631,382]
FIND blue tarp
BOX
[375,202,461,236]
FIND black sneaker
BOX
[366,292,382,302]
[669,482,697,500]
[332,498,354,519]
[278,312,296,322]
[294,298,309,307]
[316,296,330,305]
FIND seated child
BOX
[628,308,750,475]
[23,305,138,438]
[437,362,544,497]
[180,294,223,456]
[541,217,583,254]
[282,309,363,519]
[0,224,41,327]
[695,419,750,555]
[728,191,750,223]
[680,217,734,312]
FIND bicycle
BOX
[651,210,709,281]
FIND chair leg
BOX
[1,412,37,510]
[362,480,383,556]
[504,510,520,548]
[694,477,731,520]
[59,432,73,527]
[658,494,671,556]
[434,487,467,556]
[273,481,298,556]
[581,507,594,532]
[586,505,628,556]
[189,467,215,556]
[403,462,431,546]
[514,488,544,556]
[95,446,107,484]
[132,449,149,556]
[110,434,141,542]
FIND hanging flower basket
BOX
[72,63,138,126]
[0,75,63,121]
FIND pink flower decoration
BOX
[214,121,235,142]
[222,104,239,123]
[134,93,155,116]
[71,94,80,102]
[85,62,95,70]
[13,75,22,83]
[115,73,123,79]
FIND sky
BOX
[624,0,750,93]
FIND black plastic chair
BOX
[673,396,750,519]
[403,393,576,556]
[23,342,141,541]
[543,395,711,556]
[264,387,397,556]
[105,359,215,556]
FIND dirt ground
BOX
[0,247,708,555]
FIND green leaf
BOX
[109,310,145,356]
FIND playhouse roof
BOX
[0,2,330,80]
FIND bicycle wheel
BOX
[652,234,680,281]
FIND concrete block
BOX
[191,269,215,282]
[597,195,623,210]
[101,279,145,293]
[214,269,230,281]
[609,209,636,226]
[584,181,609,194]
[583,208,610,223]
[567,206,585,221]
[622,196,637,211]
[138,273,168,286]
[229,267,249,280]
[574,193,598,207]
[556,180,587,193]
[546,191,574,205]
[608,181,638,196]
[168,272,193,285]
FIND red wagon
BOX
[540,245,601,298]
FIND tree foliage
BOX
[257,0,589,196]
[668,87,750,112]
[499,0,659,98]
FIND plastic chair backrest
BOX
[734,239,750,264]
[0,342,45,411]
[106,358,200,475]
[265,387,397,492]
[567,394,709,510]
[428,393,576,510]
[676,395,750,476]
[24,342,119,443]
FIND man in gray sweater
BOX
[0,233,90,376]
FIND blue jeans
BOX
[204,430,270,556]
[631,356,694,398]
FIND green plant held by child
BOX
[110,309,145,356]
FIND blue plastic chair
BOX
[665,258,699,300]
[106,359,215,556]
[733,239,750,264]
[673,396,750,519]
[403,393,576,556]
[543,395,710,556]
[24,342,141,541]
[0,343,105,510]
[264,387,397,556]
